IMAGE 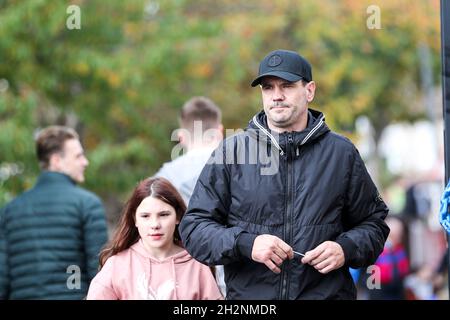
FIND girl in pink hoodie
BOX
[86,177,223,300]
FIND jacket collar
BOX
[35,171,76,187]
[247,108,330,155]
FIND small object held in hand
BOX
[293,250,305,257]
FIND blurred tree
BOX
[0,0,441,224]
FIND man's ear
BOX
[218,124,224,135]
[306,81,316,103]
[48,153,62,171]
[177,130,186,147]
[177,130,183,142]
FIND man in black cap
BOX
[180,49,390,299]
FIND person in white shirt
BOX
[155,96,226,297]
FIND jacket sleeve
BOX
[82,195,109,281]
[179,146,253,266]
[86,257,118,300]
[0,207,9,299]
[334,147,390,268]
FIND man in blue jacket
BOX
[179,49,390,299]
[0,126,108,299]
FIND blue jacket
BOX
[0,171,108,299]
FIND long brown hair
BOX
[99,177,186,268]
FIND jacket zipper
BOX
[253,114,324,299]
[252,114,324,153]
[280,133,294,299]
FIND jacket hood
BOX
[247,108,330,156]
[130,239,192,264]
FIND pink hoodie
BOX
[86,240,223,300]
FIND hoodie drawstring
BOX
[300,115,325,145]
[171,258,178,300]
[252,115,285,156]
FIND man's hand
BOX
[251,235,294,273]
[301,241,345,274]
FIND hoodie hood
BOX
[130,239,192,264]
[247,108,330,157]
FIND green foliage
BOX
[0,0,441,216]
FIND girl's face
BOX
[135,196,179,254]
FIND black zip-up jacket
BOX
[179,109,389,299]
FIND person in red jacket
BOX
[369,216,409,300]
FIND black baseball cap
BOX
[251,49,313,87]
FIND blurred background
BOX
[0,0,447,299]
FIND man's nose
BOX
[272,86,284,100]
[81,156,89,167]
